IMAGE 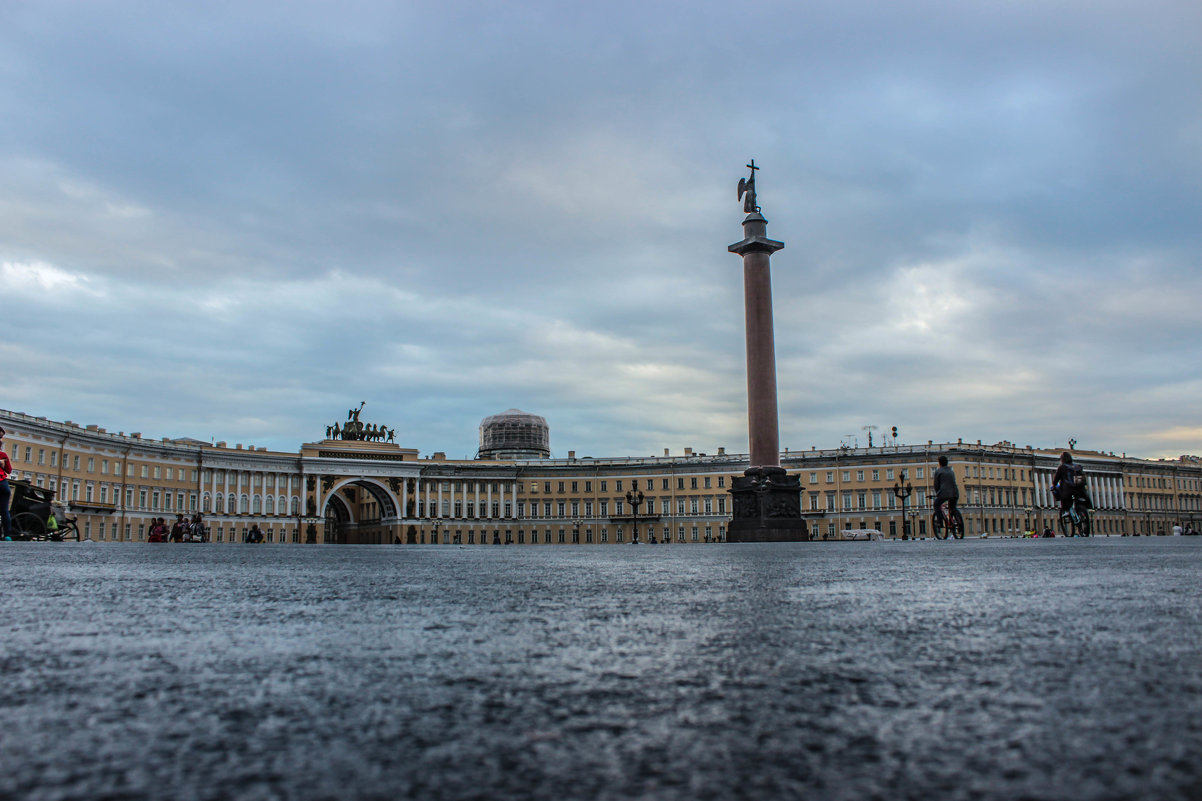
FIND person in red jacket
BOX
[0,427,13,540]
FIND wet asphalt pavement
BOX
[2,538,1201,801]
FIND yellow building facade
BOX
[3,409,1199,544]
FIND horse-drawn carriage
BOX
[6,480,79,541]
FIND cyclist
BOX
[1052,452,1091,525]
[933,455,959,529]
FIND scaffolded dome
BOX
[477,409,550,460]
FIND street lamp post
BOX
[572,518,583,544]
[431,520,441,545]
[626,488,644,544]
[892,471,914,540]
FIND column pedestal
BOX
[728,467,810,542]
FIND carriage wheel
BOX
[12,512,46,540]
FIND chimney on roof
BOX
[685,447,693,456]
[664,448,670,456]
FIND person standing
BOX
[169,514,187,542]
[0,427,12,540]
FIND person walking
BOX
[189,513,207,542]
[0,427,12,540]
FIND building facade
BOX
[3,409,1199,544]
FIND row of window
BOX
[805,465,1039,486]
[205,493,302,516]
[11,445,199,482]
[528,476,727,494]
[413,496,729,519]
[816,512,1134,538]
[83,519,302,543]
[424,524,725,544]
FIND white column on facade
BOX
[474,481,481,519]
[436,480,443,519]
[400,479,408,520]
[486,482,493,519]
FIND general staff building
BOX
[3,408,1199,544]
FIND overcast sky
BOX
[2,0,1199,460]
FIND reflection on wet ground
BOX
[3,539,1201,800]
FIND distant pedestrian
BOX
[190,513,207,542]
[0,427,13,540]
[169,514,187,542]
[247,524,264,543]
[148,518,168,542]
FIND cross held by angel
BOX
[737,160,760,213]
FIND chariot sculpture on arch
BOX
[326,402,395,442]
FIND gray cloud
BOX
[2,0,1199,459]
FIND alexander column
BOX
[727,161,808,542]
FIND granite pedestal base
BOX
[727,466,810,542]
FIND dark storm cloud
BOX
[1,0,1199,458]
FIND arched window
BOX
[253,495,262,514]
[291,496,300,515]
[215,494,224,513]
[203,493,212,514]
[227,493,236,514]
[265,496,274,515]
[240,494,249,514]
[278,495,286,516]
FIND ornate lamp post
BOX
[572,518,583,544]
[430,520,441,545]
[892,471,913,540]
[626,488,644,544]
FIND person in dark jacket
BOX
[1052,452,1091,513]
[932,454,959,525]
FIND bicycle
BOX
[1056,491,1092,537]
[929,495,965,540]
